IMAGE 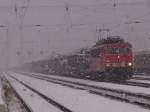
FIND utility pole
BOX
[65,1,71,35]
[6,28,9,70]
[113,0,117,8]
[0,25,9,70]
[14,0,30,66]
[48,40,51,56]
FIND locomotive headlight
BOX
[128,62,132,67]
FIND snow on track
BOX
[7,72,150,112]
[6,75,62,112]
[133,75,150,79]
[128,79,150,84]
[133,75,150,78]
[27,72,150,96]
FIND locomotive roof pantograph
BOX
[95,36,124,46]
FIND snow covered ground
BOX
[133,75,150,79]
[0,79,5,105]
[28,72,150,96]
[0,78,7,112]
[6,72,150,112]
[128,79,150,84]
[6,75,62,112]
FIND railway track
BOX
[11,72,150,109]
[1,77,33,112]
[23,71,150,88]
[20,71,150,88]
[7,75,73,112]
[125,81,150,88]
[8,82,33,112]
[132,75,150,81]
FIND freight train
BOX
[48,36,134,81]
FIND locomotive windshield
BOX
[107,47,131,55]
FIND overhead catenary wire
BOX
[3,0,149,63]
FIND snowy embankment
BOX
[29,72,150,96]
[6,72,150,112]
[6,75,62,112]
[0,79,7,112]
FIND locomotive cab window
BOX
[107,47,131,54]
[119,48,132,54]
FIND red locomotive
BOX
[87,36,133,80]
[47,36,134,81]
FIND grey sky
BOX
[0,0,150,68]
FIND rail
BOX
[2,77,33,112]
[9,75,73,112]
[24,73,150,109]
